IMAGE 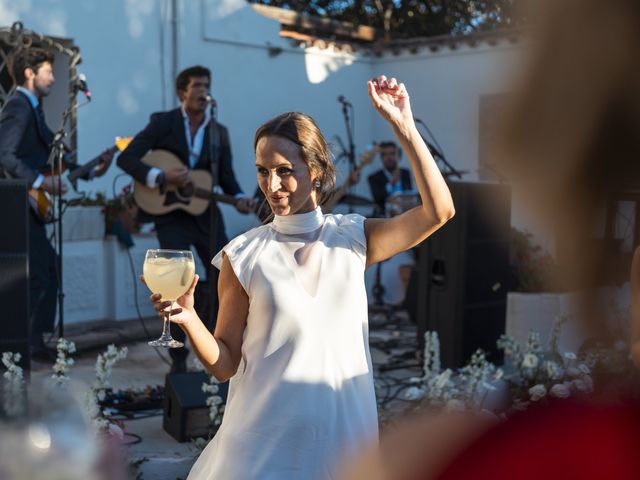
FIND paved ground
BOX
[24,309,421,479]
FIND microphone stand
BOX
[339,100,356,213]
[206,102,221,332]
[48,105,74,339]
[414,118,463,179]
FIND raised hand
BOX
[142,274,200,327]
[367,75,413,129]
[94,147,116,177]
[165,166,189,187]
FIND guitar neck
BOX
[66,158,99,183]
[66,146,116,183]
[193,187,237,206]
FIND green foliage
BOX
[248,0,519,38]
[511,228,562,293]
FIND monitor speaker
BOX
[0,180,30,371]
[410,182,512,368]
[163,371,229,442]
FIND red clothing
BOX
[435,400,640,480]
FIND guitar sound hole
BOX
[176,183,195,200]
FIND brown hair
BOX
[175,65,210,96]
[254,112,336,204]
[8,47,54,86]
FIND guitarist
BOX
[0,47,113,362]
[117,65,253,374]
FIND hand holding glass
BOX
[143,249,196,348]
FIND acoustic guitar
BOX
[133,149,239,216]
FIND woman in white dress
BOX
[147,75,455,479]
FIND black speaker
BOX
[0,180,30,371]
[163,371,229,442]
[412,182,511,368]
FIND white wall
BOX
[372,43,522,182]
[1,0,380,236]
[2,0,526,238]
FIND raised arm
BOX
[364,75,455,269]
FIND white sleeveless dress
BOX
[187,208,378,480]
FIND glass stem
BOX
[162,308,172,339]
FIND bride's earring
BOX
[314,180,321,188]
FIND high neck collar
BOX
[271,207,324,234]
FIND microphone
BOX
[204,93,217,119]
[74,73,91,101]
[337,95,352,107]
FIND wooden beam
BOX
[252,4,377,42]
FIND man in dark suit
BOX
[367,140,412,216]
[0,48,112,362]
[117,65,252,373]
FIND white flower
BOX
[563,352,577,361]
[567,367,581,377]
[578,364,591,375]
[581,376,594,392]
[436,370,452,389]
[404,386,426,400]
[549,384,571,399]
[522,353,539,369]
[1,351,25,418]
[192,357,206,372]
[444,399,466,412]
[108,423,125,442]
[529,384,547,401]
[545,361,563,380]
[193,437,208,450]
[572,379,592,393]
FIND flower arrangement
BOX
[1,352,25,418]
[52,338,77,386]
[406,311,628,416]
[405,334,504,414]
[80,186,139,234]
[192,358,227,450]
[497,324,594,409]
[78,344,128,434]
[511,228,562,292]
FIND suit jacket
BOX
[117,108,243,227]
[0,91,92,189]
[368,167,412,213]
[0,90,54,185]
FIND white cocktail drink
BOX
[143,249,195,348]
[143,257,195,300]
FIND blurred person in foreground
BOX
[341,0,640,479]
